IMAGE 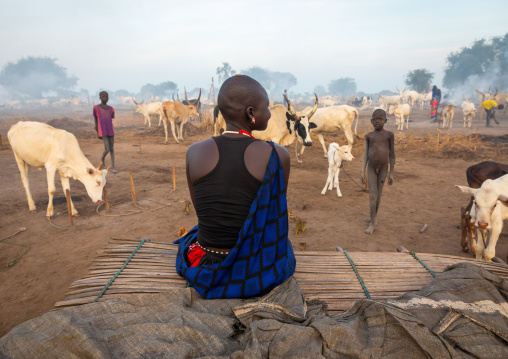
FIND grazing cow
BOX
[388,104,411,130]
[321,142,354,197]
[457,174,508,260]
[459,161,508,255]
[133,100,164,127]
[440,105,455,129]
[161,89,201,143]
[253,95,318,161]
[8,121,108,219]
[461,100,477,128]
[117,96,136,105]
[297,105,359,158]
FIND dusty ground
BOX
[1,103,508,336]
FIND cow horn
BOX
[177,93,180,102]
[495,87,499,96]
[98,162,103,171]
[284,93,299,120]
[307,93,319,119]
[133,99,138,105]
[184,87,189,103]
[396,86,400,92]
[195,89,201,104]
[172,93,176,102]
[489,87,493,95]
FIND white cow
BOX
[461,100,477,128]
[321,142,355,197]
[457,174,508,260]
[117,96,135,105]
[8,121,108,219]
[418,91,432,110]
[388,104,411,130]
[133,101,164,127]
[378,93,401,108]
[296,105,358,158]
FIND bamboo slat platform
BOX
[54,238,508,314]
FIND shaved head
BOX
[218,75,268,122]
[372,108,386,119]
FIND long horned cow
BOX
[161,88,201,143]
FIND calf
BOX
[321,143,354,197]
[457,174,508,260]
[388,104,411,130]
[440,105,455,129]
[461,100,477,128]
[8,121,108,219]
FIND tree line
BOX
[1,33,506,101]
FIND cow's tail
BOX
[353,109,359,135]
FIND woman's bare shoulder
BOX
[186,138,216,156]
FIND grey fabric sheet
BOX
[1,263,507,358]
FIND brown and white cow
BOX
[440,105,455,129]
[8,121,108,219]
[161,89,201,143]
[457,174,508,260]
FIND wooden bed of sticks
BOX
[54,238,508,314]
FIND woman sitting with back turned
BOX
[175,74,295,299]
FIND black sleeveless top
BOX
[193,136,262,248]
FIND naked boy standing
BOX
[360,109,395,234]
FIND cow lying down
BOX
[321,143,354,197]
[457,174,508,260]
[8,121,108,219]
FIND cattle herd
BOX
[2,85,508,263]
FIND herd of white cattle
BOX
[4,86,508,262]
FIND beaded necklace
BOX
[222,130,255,138]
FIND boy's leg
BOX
[109,136,116,170]
[365,165,379,234]
[375,166,389,218]
[101,136,110,164]
[485,109,491,127]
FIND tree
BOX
[405,69,434,92]
[139,81,178,99]
[328,77,356,96]
[216,62,236,85]
[443,33,508,89]
[242,66,297,99]
[313,85,327,95]
[0,56,78,99]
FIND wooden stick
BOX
[419,224,428,233]
[103,187,110,214]
[65,189,73,226]
[129,169,137,205]
[0,134,3,149]
[474,129,478,151]
[172,167,176,191]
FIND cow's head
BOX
[184,87,201,119]
[284,93,318,146]
[83,162,108,204]
[457,180,508,230]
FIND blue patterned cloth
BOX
[175,142,296,299]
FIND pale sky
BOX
[0,0,506,97]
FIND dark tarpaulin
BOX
[1,263,507,358]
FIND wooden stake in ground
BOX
[103,186,110,214]
[436,131,440,151]
[474,129,478,151]
[129,169,137,205]
[172,167,176,191]
[0,134,3,150]
[65,189,73,226]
